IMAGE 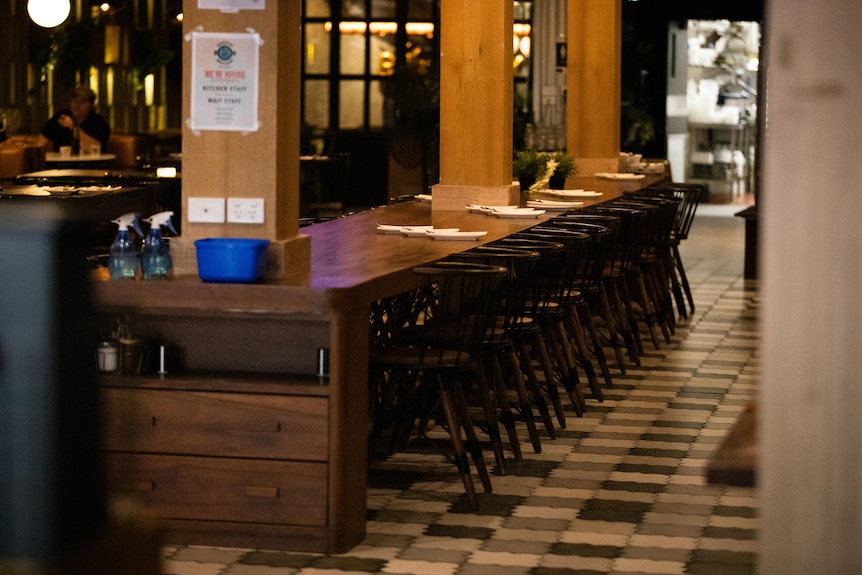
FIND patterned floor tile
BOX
[158,212,761,575]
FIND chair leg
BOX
[436,378,479,509]
[490,350,524,461]
[514,331,559,440]
[550,316,587,414]
[500,343,545,454]
[578,298,614,389]
[566,302,603,402]
[672,243,696,315]
[450,379,493,495]
[595,282,630,372]
[473,359,507,475]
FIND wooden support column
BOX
[566,0,622,175]
[174,2,309,282]
[431,0,520,210]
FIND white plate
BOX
[493,208,545,218]
[527,200,583,210]
[544,189,603,198]
[376,224,406,234]
[428,230,488,240]
[595,172,646,180]
[414,194,432,202]
[466,204,518,213]
[402,226,459,237]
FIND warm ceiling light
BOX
[99,2,111,12]
[405,22,434,36]
[27,0,71,28]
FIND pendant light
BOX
[27,0,71,28]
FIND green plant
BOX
[551,150,577,178]
[513,149,548,181]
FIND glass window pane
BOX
[339,81,365,129]
[304,80,330,130]
[304,23,330,75]
[341,0,366,18]
[408,0,434,20]
[340,31,366,75]
[405,36,435,76]
[371,0,396,18]
[370,34,396,76]
[305,0,330,18]
[369,79,385,128]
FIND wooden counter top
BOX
[92,174,664,314]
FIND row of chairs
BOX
[367,182,704,508]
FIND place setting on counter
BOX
[376,224,488,240]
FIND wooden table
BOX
[92,174,664,553]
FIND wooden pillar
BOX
[431,0,520,210]
[566,0,622,174]
[174,1,309,281]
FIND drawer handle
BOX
[245,485,279,498]
[244,422,282,433]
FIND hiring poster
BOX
[190,32,260,132]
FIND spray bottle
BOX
[108,212,142,280]
[141,211,178,279]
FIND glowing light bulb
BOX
[27,0,71,28]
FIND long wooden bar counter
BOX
[93,175,664,553]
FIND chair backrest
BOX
[0,143,26,180]
[105,133,145,168]
[644,182,705,240]
[411,261,509,363]
[446,245,541,333]
[493,236,567,313]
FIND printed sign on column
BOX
[190,32,260,132]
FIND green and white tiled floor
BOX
[161,206,759,575]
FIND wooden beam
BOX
[432,0,520,209]
[567,0,622,174]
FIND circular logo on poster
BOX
[214,43,236,64]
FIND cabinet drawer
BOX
[102,387,328,461]
[106,453,327,526]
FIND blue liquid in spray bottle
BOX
[141,211,178,279]
[108,212,142,280]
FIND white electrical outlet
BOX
[187,197,225,223]
[227,197,265,224]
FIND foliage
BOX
[512,149,548,181]
[550,150,577,178]
[28,18,97,92]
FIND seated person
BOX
[37,85,110,153]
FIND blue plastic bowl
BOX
[195,238,270,283]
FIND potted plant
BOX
[548,150,577,189]
[513,149,548,192]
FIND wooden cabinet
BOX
[99,373,343,552]
[92,275,371,554]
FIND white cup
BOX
[86,143,101,156]
[59,145,72,157]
